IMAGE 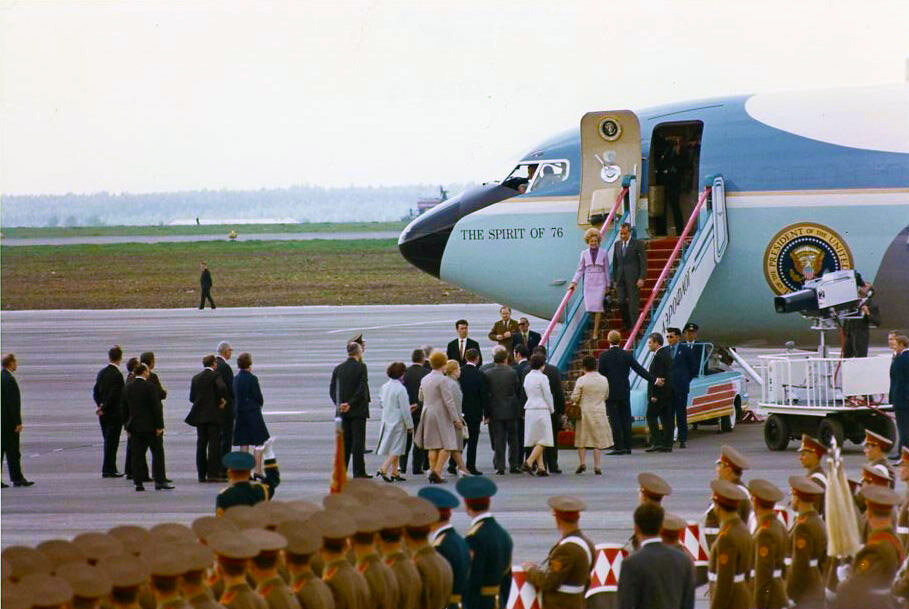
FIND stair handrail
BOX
[540,186,629,346]
[622,185,712,350]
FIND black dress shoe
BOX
[353,474,374,479]
[102,472,125,478]
[496,470,505,476]
[607,449,624,456]
[447,464,458,475]
[679,442,687,449]
[624,450,632,455]
[659,447,673,453]
[155,483,175,490]
[135,485,146,492]
[12,479,34,487]
[645,445,660,453]
[550,468,563,474]
[1,482,8,488]
[467,468,483,476]
[509,467,523,474]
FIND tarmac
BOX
[0,304,884,570]
[0,231,401,246]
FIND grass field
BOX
[0,221,409,239]
[0,239,487,310]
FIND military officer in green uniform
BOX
[207,530,267,609]
[55,562,113,609]
[402,497,454,609]
[704,446,752,552]
[216,452,274,516]
[456,476,514,609]
[747,479,788,609]
[244,529,300,609]
[784,476,826,609]
[346,510,398,609]
[523,496,595,609]
[707,479,753,609]
[374,502,421,609]
[276,522,335,609]
[864,429,896,488]
[316,511,371,609]
[797,434,827,516]
[419,487,471,609]
[178,544,224,609]
[833,485,904,609]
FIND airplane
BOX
[398,84,909,441]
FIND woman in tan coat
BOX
[414,351,463,483]
[572,355,611,475]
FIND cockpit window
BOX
[503,160,570,194]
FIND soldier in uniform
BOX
[207,530,268,609]
[797,434,827,515]
[401,497,454,609]
[706,479,753,609]
[523,496,595,609]
[833,485,904,609]
[147,554,194,609]
[418,487,470,609]
[660,513,692,560]
[315,511,371,609]
[456,476,514,609]
[864,429,896,488]
[784,476,826,609]
[897,447,909,550]
[704,446,752,551]
[243,529,300,609]
[747,479,788,609]
[18,573,73,609]
[97,553,150,609]
[858,463,895,538]
[374,503,421,609]
[276,522,335,609]
[55,562,113,609]
[628,472,673,551]
[2,582,33,609]
[216,452,274,516]
[179,544,224,609]
[346,510,398,609]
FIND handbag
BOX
[566,385,582,421]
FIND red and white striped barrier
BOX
[506,566,542,609]
[681,522,710,567]
[587,543,628,596]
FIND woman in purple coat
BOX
[570,227,611,341]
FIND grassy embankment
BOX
[0,239,486,310]
[0,221,408,239]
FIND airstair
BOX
[542,175,740,442]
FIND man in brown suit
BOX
[748,479,788,609]
[277,523,335,609]
[704,446,752,551]
[375,504,421,609]
[488,306,520,355]
[707,480,753,609]
[245,530,300,609]
[834,485,904,608]
[523,496,596,609]
[402,497,453,609]
[784,476,826,609]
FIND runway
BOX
[0,304,881,567]
[0,231,401,246]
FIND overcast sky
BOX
[1,0,907,195]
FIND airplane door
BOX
[577,111,641,227]
[712,174,728,261]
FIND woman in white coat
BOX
[376,361,413,482]
[521,353,554,477]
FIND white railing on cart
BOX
[758,354,892,410]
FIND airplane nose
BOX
[398,182,520,278]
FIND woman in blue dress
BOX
[232,352,270,477]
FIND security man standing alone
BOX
[199,262,216,310]
[1,354,33,488]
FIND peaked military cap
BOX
[861,485,901,514]
[418,487,460,509]
[661,513,687,534]
[97,553,149,588]
[287,499,322,515]
[1,583,32,609]
[861,462,892,485]
[72,533,124,564]
[348,510,385,534]
[222,451,255,470]
[222,505,262,531]
[19,574,73,607]
[344,478,381,500]
[244,528,288,553]
[54,562,112,599]
[2,546,53,580]
[206,530,258,560]
[402,496,440,528]
[377,501,411,530]
[350,333,364,346]
[711,479,748,510]
[308,510,357,540]
[455,475,497,499]
[864,429,894,451]
[36,539,85,570]
[748,478,784,505]
[253,500,300,529]
[547,495,587,512]
[638,472,672,499]
[192,515,237,541]
[788,475,824,498]
[323,493,362,511]
[148,523,193,544]
[146,553,189,578]
[377,485,410,500]
[107,525,152,552]
[182,544,215,572]
[683,322,699,332]
[716,445,750,473]
[799,434,828,457]
[277,522,322,556]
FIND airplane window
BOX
[503,160,569,194]
[529,161,569,192]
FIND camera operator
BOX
[843,272,880,358]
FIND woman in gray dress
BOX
[376,361,412,482]
[443,359,471,477]
[413,351,462,483]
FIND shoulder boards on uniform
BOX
[255,481,270,501]
[220,589,238,605]
[293,578,307,593]
[218,487,231,495]
[258,584,274,598]
[323,566,338,581]
[467,521,485,537]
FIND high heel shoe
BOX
[521,462,533,475]
[428,471,445,484]
[377,469,393,483]
[536,470,549,477]
[575,464,586,474]
[392,473,407,482]
[594,468,603,475]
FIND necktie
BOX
[672,345,678,359]
[622,241,626,256]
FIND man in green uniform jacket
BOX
[456,476,513,609]
[216,452,275,516]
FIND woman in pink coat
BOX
[570,227,611,340]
